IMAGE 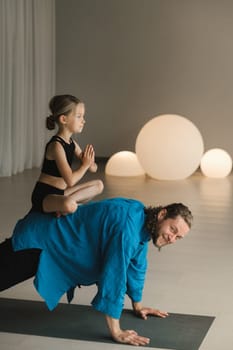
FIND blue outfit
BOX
[11,198,150,319]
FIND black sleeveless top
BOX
[41,136,75,177]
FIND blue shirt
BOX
[12,198,150,319]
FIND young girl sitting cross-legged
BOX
[30,94,104,217]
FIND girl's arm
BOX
[88,158,98,173]
[51,142,92,187]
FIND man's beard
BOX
[152,222,162,251]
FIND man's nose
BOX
[168,234,177,243]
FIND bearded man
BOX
[0,197,192,346]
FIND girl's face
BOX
[66,102,86,134]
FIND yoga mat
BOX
[0,298,215,349]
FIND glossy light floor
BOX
[0,162,233,350]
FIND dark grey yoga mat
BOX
[0,298,215,349]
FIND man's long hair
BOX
[144,203,193,245]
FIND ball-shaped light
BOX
[135,114,204,180]
[105,151,145,176]
[200,148,232,178]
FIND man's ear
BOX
[157,208,167,222]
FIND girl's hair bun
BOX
[46,114,56,130]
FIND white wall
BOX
[56,0,233,158]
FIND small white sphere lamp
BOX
[200,148,232,178]
[105,151,145,177]
[135,114,204,180]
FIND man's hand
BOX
[132,302,169,320]
[135,307,169,320]
[105,315,150,346]
[112,329,150,346]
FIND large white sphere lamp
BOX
[105,151,145,177]
[200,148,232,178]
[135,114,204,180]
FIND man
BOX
[0,197,192,346]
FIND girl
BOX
[31,94,104,216]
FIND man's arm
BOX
[105,315,150,346]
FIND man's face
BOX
[155,209,190,249]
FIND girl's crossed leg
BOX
[42,179,104,215]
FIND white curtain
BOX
[0,0,55,176]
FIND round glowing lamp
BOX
[135,114,204,180]
[105,151,145,177]
[200,148,232,178]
